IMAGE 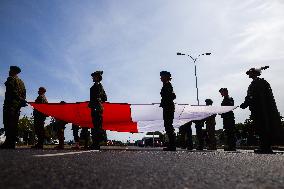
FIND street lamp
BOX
[177,52,211,105]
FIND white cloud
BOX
[0,86,4,98]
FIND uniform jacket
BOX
[4,76,26,111]
[33,95,48,120]
[89,82,107,112]
[241,77,283,144]
[160,82,176,108]
[220,96,235,120]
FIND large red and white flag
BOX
[29,102,237,133]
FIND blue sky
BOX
[1,0,284,141]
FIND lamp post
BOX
[177,52,211,105]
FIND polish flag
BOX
[29,102,237,133]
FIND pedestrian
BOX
[31,87,48,149]
[204,99,217,150]
[160,71,176,151]
[89,71,107,150]
[1,66,26,149]
[240,66,282,154]
[219,88,236,151]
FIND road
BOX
[0,147,284,189]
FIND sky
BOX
[1,0,284,142]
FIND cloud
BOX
[0,86,4,98]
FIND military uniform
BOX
[160,71,176,151]
[2,66,26,149]
[221,96,236,150]
[240,76,282,152]
[33,93,48,148]
[205,114,217,150]
[89,71,107,150]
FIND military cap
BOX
[246,68,261,76]
[10,66,21,74]
[91,71,103,77]
[219,88,228,93]
[160,71,171,77]
[38,87,46,92]
[205,99,213,105]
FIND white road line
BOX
[34,150,99,157]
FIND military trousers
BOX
[34,117,46,146]
[91,109,104,146]
[72,125,80,143]
[223,118,236,149]
[206,124,216,150]
[163,106,175,147]
[195,122,204,150]
[3,107,20,147]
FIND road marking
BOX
[34,150,99,157]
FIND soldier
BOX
[204,99,217,150]
[53,101,68,150]
[240,66,282,154]
[219,88,236,151]
[160,71,176,151]
[31,87,48,149]
[89,71,107,150]
[1,66,26,149]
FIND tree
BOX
[18,115,35,145]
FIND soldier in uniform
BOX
[1,66,26,149]
[89,71,107,150]
[160,71,176,151]
[219,88,236,151]
[240,66,282,154]
[31,87,48,149]
[204,99,217,150]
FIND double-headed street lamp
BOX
[177,52,211,105]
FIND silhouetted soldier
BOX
[53,101,68,150]
[204,99,217,150]
[240,66,282,154]
[89,71,107,150]
[219,88,236,151]
[179,121,193,150]
[31,87,48,149]
[1,66,26,149]
[160,71,176,151]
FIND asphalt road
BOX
[0,147,284,189]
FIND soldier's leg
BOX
[223,119,236,150]
[195,124,204,150]
[33,118,45,148]
[91,110,103,148]
[185,123,193,150]
[163,108,176,150]
[1,108,14,147]
[207,124,216,150]
[81,128,90,148]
